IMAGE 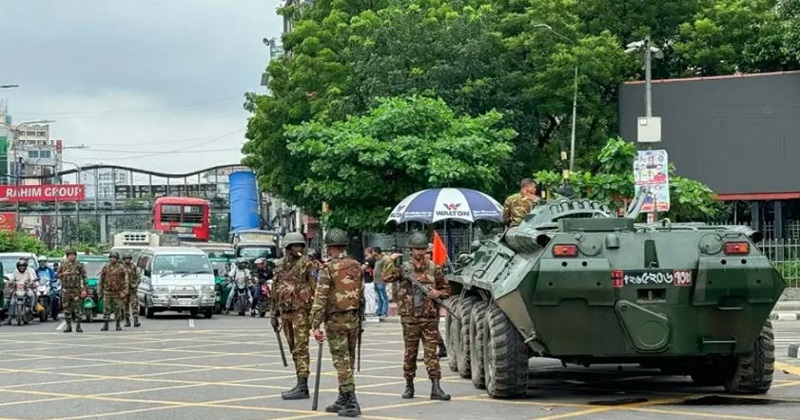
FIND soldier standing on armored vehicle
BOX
[382,231,451,401]
[57,248,87,333]
[502,178,540,227]
[122,254,141,328]
[310,228,364,417]
[99,251,130,331]
[271,232,317,400]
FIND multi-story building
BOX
[81,169,129,200]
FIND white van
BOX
[136,247,216,319]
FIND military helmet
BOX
[324,228,349,246]
[407,232,429,249]
[40,256,49,263]
[109,251,120,259]
[282,232,306,248]
[122,253,133,260]
[65,248,77,256]
[16,258,27,267]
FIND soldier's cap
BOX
[122,255,133,260]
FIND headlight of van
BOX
[152,286,169,299]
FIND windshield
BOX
[83,262,105,278]
[152,254,212,275]
[238,247,276,259]
[0,257,38,275]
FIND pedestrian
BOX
[372,247,389,319]
[382,231,451,401]
[362,247,377,317]
[98,251,129,331]
[56,248,87,333]
[502,178,541,227]
[271,232,317,400]
[310,228,363,417]
[121,254,141,327]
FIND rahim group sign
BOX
[0,184,86,202]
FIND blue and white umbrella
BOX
[386,188,504,224]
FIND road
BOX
[0,315,799,419]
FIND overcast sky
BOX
[0,0,283,173]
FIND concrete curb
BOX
[770,312,800,321]
[788,344,800,358]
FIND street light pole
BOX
[535,24,579,172]
[645,35,652,117]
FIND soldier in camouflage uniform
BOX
[502,178,541,227]
[122,254,141,328]
[56,248,87,333]
[311,228,363,417]
[271,231,317,400]
[99,251,130,331]
[382,231,451,401]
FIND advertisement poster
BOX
[633,149,670,212]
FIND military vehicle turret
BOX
[445,194,785,398]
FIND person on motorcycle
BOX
[225,258,252,314]
[36,256,58,284]
[5,259,38,324]
[251,257,273,313]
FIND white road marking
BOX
[188,319,195,329]
[56,321,65,331]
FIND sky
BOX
[0,0,284,173]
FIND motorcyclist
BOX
[225,258,252,314]
[251,257,273,313]
[36,256,58,284]
[5,259,38,324]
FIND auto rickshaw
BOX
[77,255,106,322]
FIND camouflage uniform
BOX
[383,231,452,401]
[271,232,317,400]
[99,252,130,331]
[122,255,141,327]
[502,192,539,227]
[310,228,363,416]
[56,250,87,333]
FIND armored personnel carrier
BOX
[445,194,785,399]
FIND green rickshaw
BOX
[208,256,232,314]
[77,255,107,322]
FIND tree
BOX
[284,95,515,230]
[534,137,723,222]
[673,0,799,76]
[780,0,800,61]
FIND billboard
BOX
[0,184,85,202]
[0,212,15,230]
[114,184,218,199]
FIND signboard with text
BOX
[633,149,670,212]
[0,212,15,231]
[0,184,86,202]
[114,184,218,199]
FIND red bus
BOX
[152,197,211,241]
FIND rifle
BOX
[403,266,461,321]
[312,341,323,410]
[274,324,288,367]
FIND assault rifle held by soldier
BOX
[405,273,461,321]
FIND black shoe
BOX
[63,321,72,333]
[115,320,122,331]
[438,343,447,358]
[133,316,141,327]
[124,317,131,327]
[402,378,414,399]
[76,322,83,333]
[100,320,109,331]
[281,376,310,400]
[430,379,451,401]
[326,391,346,413]
[337,391,361,417]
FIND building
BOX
[81,169,129,200]
[618,70,800,239]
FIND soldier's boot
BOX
[75,320,83,333]
[281,376,309,400]
[133,316,141,327]
[63,319,72,333]
[438,342,447,358]
[115,318,122,331]
[100,320,109,331]
[124,316,131,327]
[430,379,451,401]
[325,390,347,413]
[401,378,414,399]
[337,391,361,417]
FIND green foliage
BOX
[285,95,515,230]
[535,137,723,222]
[780,0,800,62]
[0,231,48,255]
[48,243,111,258]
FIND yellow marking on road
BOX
[776,361,800,377]
[626,406,781,419]
[773,379,800,388]
[536,397,687,420]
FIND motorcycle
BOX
[36,280,51,322]
[13,281,32,326]
[253,280,271,318]
[228,277,251,316]
[37,270,61,321]
[49,278,62,321]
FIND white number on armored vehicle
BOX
[622,269,692,286]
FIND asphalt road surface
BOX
[0,314,799,419]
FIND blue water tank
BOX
[229,171,261,232]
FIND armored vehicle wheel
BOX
[469,299,488,389]
[723,321,775,395]
[483,302,529,398]
[458,295,481,379]
[445,296,461,372]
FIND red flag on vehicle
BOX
[432,231,448,266]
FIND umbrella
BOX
[386,188,503,224]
